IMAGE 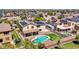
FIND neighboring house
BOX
[1,16,21,21]
[67,17,79,24]
[46,24,56,31]
[67,17,79,30]
[0,24,12,43]
[51,17,57,22]
[34,21,46,31]
[26,15,33,21]
[19,20,39,37]
[57,19,75,31]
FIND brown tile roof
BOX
[43,40,57,48]
[0,24,12,32]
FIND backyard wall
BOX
[43,36,75,49]
[59,36,75,45]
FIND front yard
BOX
[54,42,79,49]
[61,42,79,49]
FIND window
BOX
[31,26,34,28]
[27,26,29,29]
[0,39,3,42]
[25,33,31,37]
[39,29,42,31]
[33,32,38,35]
[37,25,40,27]
[4,32,9,35]
[59,23,62,25]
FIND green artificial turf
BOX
[47,33,62,41]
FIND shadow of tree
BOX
[73,41,79,44]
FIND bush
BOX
[2,43,15,49]
[75,35,79,41]
[73,41,79,44]
[58,15,64,19]
[54,46,63,49]
[48,11,54,16]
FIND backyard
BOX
[47,33,62,41]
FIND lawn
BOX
[47,33,62,41]
[61,42,79,49]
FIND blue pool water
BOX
[33,35,49,44]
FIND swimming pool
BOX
[33,35,49,44]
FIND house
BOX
[1,16,21,21]
[51,17,57,22]
[57,19,75,31]
[67,17,79,24]
[0,24,12,43]
[19,20,39,37]
[46,22,57,31]
[46,24,55,31]
[26,15,33,21]
[34,21,46,31]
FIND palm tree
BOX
[23,39,34,49]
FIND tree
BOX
[48,10,56,16]
[2,43,15,49]
[20,14,26,20]
[0,20,2,23]
[38,43,44,49]
[72,34,79,44]
[38,13,43,17]
[33,16,46,22]
[75,35,79,41]
[48,11,53,16]
[20,11,27,20]
[33,13,46,22]
[58,15,64,19]
[3,19,12,25]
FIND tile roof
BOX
[43,40,57,48]
[0,24,11,32]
